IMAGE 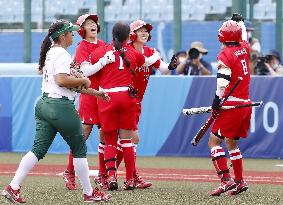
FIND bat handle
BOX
[191,126,204,146]
[191,139,197,146]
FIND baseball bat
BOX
[191,77,243,146]
[183,101,263,116]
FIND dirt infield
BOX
[1,164,282,185]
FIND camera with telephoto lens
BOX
[255,55,272,75]
[188,48,200,60]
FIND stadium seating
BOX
[254,2,276,20]
[0,0,226,23]
[0,0,278,23]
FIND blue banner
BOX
[0,76,282,159]
[0,78,12,151]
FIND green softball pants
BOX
[31,94,87,160]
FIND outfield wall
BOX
[0,76,282,159]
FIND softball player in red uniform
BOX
[209,14,251,196]
[93,24,163,190]
[114,20,177,189]
[62,14,114,190]
[1,20,111,203]
[90,22,150,190]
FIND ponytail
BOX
[112,22,136,74]
[113,38,130,68]
[38,35,52,73]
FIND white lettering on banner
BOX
[263,102,279,133]
[250,101,279,133]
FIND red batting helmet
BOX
[218,20,242,43]
[129,20,153,42]
[76,14,100,38]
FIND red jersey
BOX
[130,45,160,102]
[217,41,250,101]
[75,39,105,89]
[90,43,145,89]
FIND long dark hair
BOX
[112,22,131,69]
[38,20,68,73]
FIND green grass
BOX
[0,176,282,205]
[0,153,283,204]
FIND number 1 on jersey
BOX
[118,56,124,70]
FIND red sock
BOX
[116,141,124,168]
[98,142,107,175]
[133,144,137,177]
[104,131,118,177]
[211,146,230,179]
[120,139,135,181]
[229,148,243,181]
[67,149,74,172]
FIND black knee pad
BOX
[212,131,225,140]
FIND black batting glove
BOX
[211,94,221,119]
[128,85,138,98]
[231,13,244,22]
[168,54,177,70]
[212,94,221,111]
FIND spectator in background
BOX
[176,41,212,75]
[245,21,262,74]
[264,49,283,75]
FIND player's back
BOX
[91,43,144,89]
[218,41,250,101]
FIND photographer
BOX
[255,49,283,75]
[264,50,283,75]
[176,41,212,75]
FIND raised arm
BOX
[80,50,115,76]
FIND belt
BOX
[43,93,74,101]
[99,86,128,93]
